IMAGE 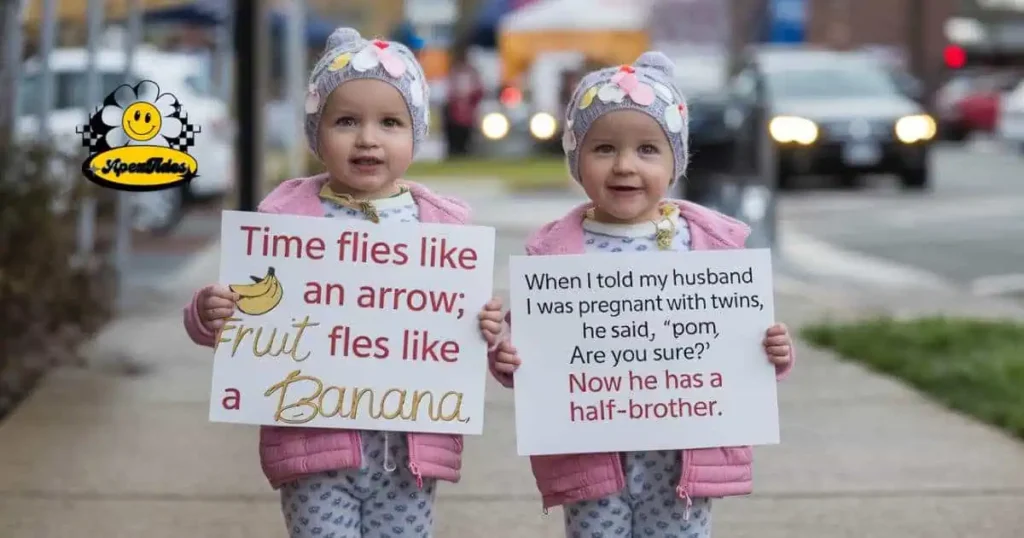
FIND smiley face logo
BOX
[121,102,162,142]
[98,80,184,147]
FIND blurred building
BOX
[730,0,956,94]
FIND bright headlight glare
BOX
[529,113,557,140]
[481,113,510,140]
[895,114,936,143]
[769,116,818,144]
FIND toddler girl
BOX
[184,27,502,538]
[478,52,796,538]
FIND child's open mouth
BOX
[607,185,642,194]
[350,156,384,169]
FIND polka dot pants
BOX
[279,431,436,538]
[563,450,712,538]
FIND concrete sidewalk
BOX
[3,242,1024,537]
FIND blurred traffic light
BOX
[944,44,967,69]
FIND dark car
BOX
[669,53,737,203]
[726,47,936,190]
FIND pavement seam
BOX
[3,488,1024,504]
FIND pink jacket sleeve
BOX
[487,311,514,388]
[183,284,217,348]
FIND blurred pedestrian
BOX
[442,46,483,158]
[182,27,502,538]
[482,52,796,538]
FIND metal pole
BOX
[114,0,141,308]
[216,0,233,102]
[234,0,266,211]
[2,0,25,148]
[77,0,104,262]
[37,0,56,140]
[285,0,306,178]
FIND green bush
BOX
[0,142,117,420]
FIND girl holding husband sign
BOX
[479,53,795,538]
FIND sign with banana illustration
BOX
[230,267,284,316]
[209,210,496,435]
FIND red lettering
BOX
[306,237,325,259]
[328,325,390,359]
[221,388,241,410]
[336,231,409,266]
[241,225,260,255]
[419,237,479,270]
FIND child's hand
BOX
[198,285,239,331]
[478,297,505,346]
[491,340,521,376]
[763,323,793,367]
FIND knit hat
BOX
[304,27,429,158]
[562,51,689,184]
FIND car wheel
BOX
[132,186,186,236]
[775,162,795,191]
[837,172,860,189]
[899,166,930,190]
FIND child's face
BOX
[317,79,414,197]
[577,110,674,224]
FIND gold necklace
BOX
[584,203,677,250]
[318,183,409,223]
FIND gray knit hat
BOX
[304,27,429,158]
[563,51,689,184]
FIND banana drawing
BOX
[230,266,283,316]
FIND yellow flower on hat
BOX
[328,53,352,71]
[579,86,598,110]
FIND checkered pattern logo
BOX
[77,99,201,153]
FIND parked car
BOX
[934,70,1022,141]
[726,46,936,190]
[15,45,234,234]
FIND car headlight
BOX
[895,114,936,143]
[769,116,818,144]
[529,112,557,140]
[480,113,510,140]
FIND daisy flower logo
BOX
[78,80,200,192]
[99,80,182,147]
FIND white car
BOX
[997,79,1024,153]
[16,45,234,233]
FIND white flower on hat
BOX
[562,128,577,151]
[664,102,687,133]
[410,76,424,108]
[653,82,674,103]
[597,82,626,104]
[351,40,407,78]
[304,84,320,114]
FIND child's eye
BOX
[593,144,615,154]
[639,144,659,154]
[382,117,404,128]
[335,116,357,127]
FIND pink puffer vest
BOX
[489,200,795,509]
[184,175,472,489]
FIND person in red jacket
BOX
[443,46,484,157]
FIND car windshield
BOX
[17,70,137,116]
[767,64,899,100]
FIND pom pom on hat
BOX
[634,51,676,79]
[327,27,363,51]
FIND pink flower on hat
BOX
[597,65,654,106]
[351,39,407,78]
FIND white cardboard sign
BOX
[208,210,495,435]
[509,248,780,456]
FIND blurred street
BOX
[779,142,1024,299]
